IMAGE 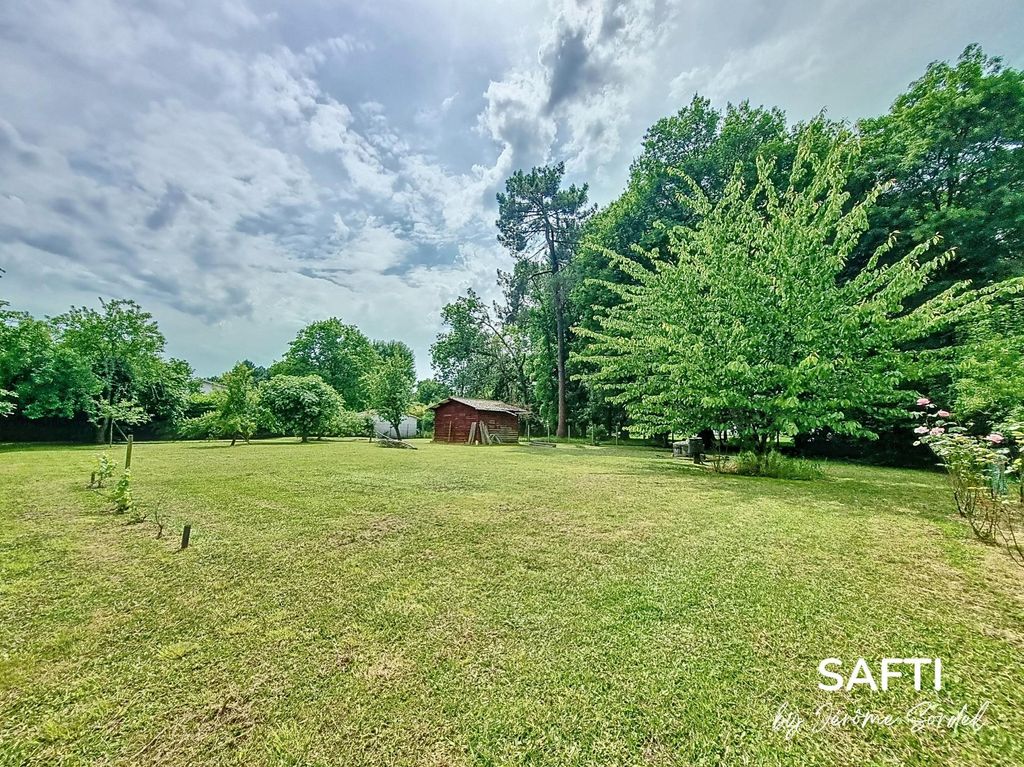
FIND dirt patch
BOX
[334,516,409,546]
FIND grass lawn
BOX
[1,439,1022,766]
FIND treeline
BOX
[431,44,1024,458]
[0,303,435,443]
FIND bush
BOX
[91,452,115,487]
[331,409,373,437]
[916,400,1024,567]
[258,374,343,442]
[730,451,825,481]
[177,410,220,440]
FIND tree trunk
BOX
[553,278,568,439]
[301,434,308,443]
[230,436,237,446]
[546,230,568,439]
[754,432,769,454]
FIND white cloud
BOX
[2,0,1022,379]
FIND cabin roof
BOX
[428,397,530,416]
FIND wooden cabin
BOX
[429,397,529,444]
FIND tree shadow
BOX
[186,439,339,449]
[0,441,101,454]
[612,453,961,527]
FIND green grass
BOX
[1,439,1022,766]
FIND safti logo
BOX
[769,657,990,740]
[817,657,943,692]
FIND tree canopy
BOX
[858,44,1024,289]
[273,319,376,411]
[497,162,593,436]
[258,374,343,442]
[365,353,415,439]
[431,289,529,404]
[577,128,1020,451]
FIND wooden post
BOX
[125,434,133,469]
[180,524,191,550]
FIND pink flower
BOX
[936,410,950,418]
[986,433,1005,444]
[914,426,929,434]
[929,427,944,436]
[916,398,931,406]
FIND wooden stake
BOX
[180,524,191,550]
[125,434,133,469]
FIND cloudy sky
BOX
[1,0,1022,378]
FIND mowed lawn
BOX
[1,440,1022,766]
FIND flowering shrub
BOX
[914,399,1024,567]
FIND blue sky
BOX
[1,0,1022,378]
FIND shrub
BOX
[332,409,373,437]
[730,450,825,481]
[258,374,343,442]
[177,410,220,440]
[112,469,135,516]
[916,400,1024,566]
[91,453,115,487]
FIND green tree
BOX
[0,303,99,419]
[143,358,197,429]
[373,340,416,380]
[192,362,261,445]
[50,299,165,442]
[571,98,804,434]
[952,299,1024,426]
[258,374,343,443]
[414,378,449,406]
[577,128,1020,452]
[274,319,376,410]
[95,399,150,445]
[430,290,529,403]
[858,45,1024,288]
[0,388,13,417]
[497,162,593,437]
[365,355,415,439]
[219,362,258,445]
[240,359,270,384]
[412,378,448,436]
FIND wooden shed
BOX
[430,397,529,444]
